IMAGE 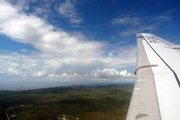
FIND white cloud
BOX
[33,70,48,77]
[45,69,135,81]
[121,25,157,36]
[20,49,27,52]
[111,9,177,37]
[91,68,135,81]
[111,17,140,26]
[111,14,159,36]
[0,0,100,56]
[58,0,82,24]
[0,1,18,20]
[62,73,68,77]
[152,8,178,23]
[13,0,30,10]
[0,0,136,83]
[8,67,26,76]
[8,67,20,76]
[0,46,136,81]
[109,52,113,56]
[153,15,171,21]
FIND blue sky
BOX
[0,0,179,90]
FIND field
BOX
[0,84,134,120]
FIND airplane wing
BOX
[126,33,180,120]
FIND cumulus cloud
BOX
[46,68,135,82]
[0,48,136,80]
[8,68,21,76]
[91,68,135,81]
[58,0,82,24]
[0,0,136,84]
[33,70,48,77]
[0,0,100,56]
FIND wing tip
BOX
[137,33,143,38]
[137,33,152,38]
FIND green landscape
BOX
[0,84,134,120]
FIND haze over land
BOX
[0,0,180,90]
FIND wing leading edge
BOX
[126,33,180,120]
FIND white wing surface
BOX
[126,33,180,120]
